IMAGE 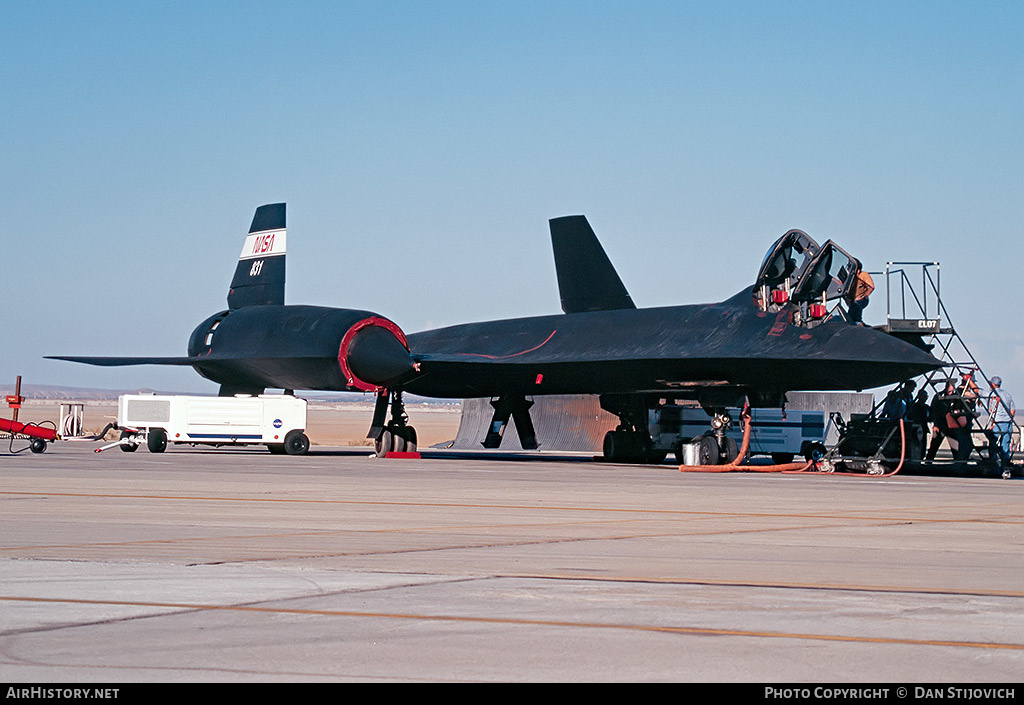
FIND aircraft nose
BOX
[872,327,942,366]
[840,323,945,383]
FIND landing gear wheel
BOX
[603,431,638,463]
[392,434,407,454]
[147,428,167,453]
[119,430,139,453]
[370,390,421,458]
[697,435,720,465]
[283,430,310,455]
[29,438,47,454]
[602,431,618,461]
[374,429,393,458]
[644,448,668,464]
[720,436,739,464]
[402,426,417,453]
[603,430,654,463]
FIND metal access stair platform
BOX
[871,261,1019,470]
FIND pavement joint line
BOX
[0,520,864,554]
[2,517,989,560]
[2,491,1022,525]
[4,563,1022,600]
[1,595,1021,651]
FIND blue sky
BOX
[2,1,1022,399]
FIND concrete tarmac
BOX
[1,443,1022,682]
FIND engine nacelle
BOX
[187,305,414,393]
[337,316,414,391]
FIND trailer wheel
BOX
[119,430,139,452]
[29,438,47,454]
[803,442,827,462]
[147,428,167,453]
[283,430,309,455]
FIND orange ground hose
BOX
[680,412,812,473]
[680,415,906,477]
[832,419,905,477]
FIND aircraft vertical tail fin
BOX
[549,215,636,314]
[227,203,287,309]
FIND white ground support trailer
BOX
[654,405,828,464]
[114,394,309,455]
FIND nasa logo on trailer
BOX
[273,419,283,428]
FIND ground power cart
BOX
[113,394,310,455]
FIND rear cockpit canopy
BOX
[790,241,862,303]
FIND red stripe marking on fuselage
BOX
[455,330,557,360]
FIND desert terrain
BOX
[6,398,463,449]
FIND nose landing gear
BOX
[708,410,741,464]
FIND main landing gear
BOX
[602,428,667,464]
[599,394,743,465]
[599,394,666,464]
[369,389,417,458]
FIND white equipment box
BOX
[115,394,309,455]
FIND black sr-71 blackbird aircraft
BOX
[51,203,942,461]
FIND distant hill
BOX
[0,383,457,405]
[0,384,177,400]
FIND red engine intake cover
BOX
[337,317,412,392]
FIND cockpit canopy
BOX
[756,229,819,290]
[790,241,861,303]
[755,230,863,304]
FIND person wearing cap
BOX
[985,376,1015,462]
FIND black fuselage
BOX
[182,289,941,402]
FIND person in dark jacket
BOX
[927,381,974,461]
